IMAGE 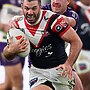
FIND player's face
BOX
[21,0,41,24]
[51,0,70,14]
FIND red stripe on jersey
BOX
[36,11,53,48]
[59,25,70,36]
[52,17,64,33]
[15,21,20,28]
[52,17,70,35]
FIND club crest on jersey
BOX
[55,24,62,32]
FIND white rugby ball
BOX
[7,28,30,57]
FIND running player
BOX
[9,0,83,89]
[2,0,82,90]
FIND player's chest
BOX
[25,26,50,48]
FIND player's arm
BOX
[2,36,27,60]
[8,15,23,29]
[51,15,82,79]
[61,27,82,67]
[51,15,82,66]
[63,16,76,27]
[58,16,82,67]
[60,26,82,79]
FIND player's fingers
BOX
[17,36,24,44]
[19,43,28,52]
[8,36,13,44]
[56,65,66,76]
[60,67,67,77]
[67,68,72,79]
[13,22,19,28]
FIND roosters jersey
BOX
[16,10,70,68]
[0,0,22,24]
[42,4,79,30]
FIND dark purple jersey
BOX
[42,4,79,30]
[72,2,90,50]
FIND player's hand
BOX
[3,37,28,60]
[8,20,18,29]
[62,15,76,27]
[56,62,72,79]
[8,36,28,54]
[8,16,22,29]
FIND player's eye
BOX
[32,6,37,11]
[24,7,29,11]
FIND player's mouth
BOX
[27,15,35,22]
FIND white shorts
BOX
[75,50,90,74]
[29,65,75,90]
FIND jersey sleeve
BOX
[69,10,79,31]
[51,15,70,36]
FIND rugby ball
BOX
[7,28,30,57]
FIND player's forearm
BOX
[66,38,82,67]
[2,45,16,60]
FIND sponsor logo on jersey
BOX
[29,77,38,87]
[55,24,62,32]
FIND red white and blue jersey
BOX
[16,10,71,68]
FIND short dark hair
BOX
[21,0,41,3]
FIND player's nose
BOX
[27,9,34,14]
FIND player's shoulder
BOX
[67,7,78,16]
[42,9,60,22]
[42,9,57,19]
[66,7,79,20]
